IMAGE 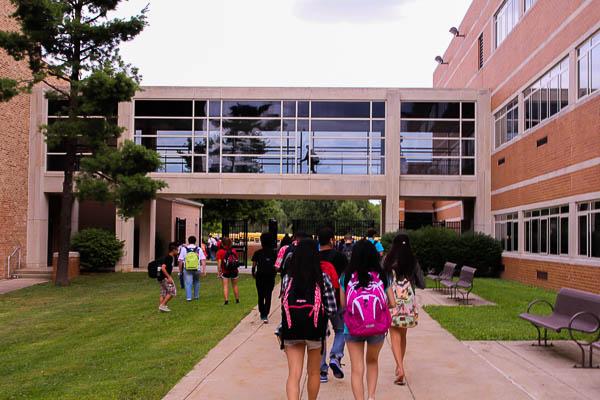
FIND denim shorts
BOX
[345,333,386,345]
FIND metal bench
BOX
[519,287,600,368]
[426,262,456,290]
[440,266,475,304]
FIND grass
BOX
[0,273,257,400]
[424,278,572,341]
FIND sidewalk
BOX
[164,289,533,400]
[0,278,48,294]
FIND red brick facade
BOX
[0,1,30,279]
[435,0,600,293]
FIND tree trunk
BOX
[55,145,76,286]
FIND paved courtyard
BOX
[163,287,599,400]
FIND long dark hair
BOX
[344,239,385,288]
[383,233,416,280]
[288,239,323,288]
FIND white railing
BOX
[7,246,21,279]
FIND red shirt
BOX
[216,247,237,262]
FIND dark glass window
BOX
[592,213,600,257]
[48,100,70,116]
[401,120,461,137]
[134,119,193,136]
[311,102,370,118]
[525,221,531,251]
[401,102,460,119]
[135,100,193,117]
[222,101,281,118]
[462,140,475,157]
[401,159,460,175]
[462,102,475,119]
[222,120,281,137]
[298,102,309,117]
[209,101,221,117]
[560,217,569,255]
[372,102,386,118]
[283,101,296,117]
[194,101,207,117]
[221,156,281,174]
[461,159,475,175]
[311,120,370,135]
[549,217,558,255]
[531,219,539,253]
[462,121,475,138]
[579,215,588,256]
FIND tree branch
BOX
[42,79,70,98]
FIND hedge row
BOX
[381,226,503,277]
[71,228,124,270]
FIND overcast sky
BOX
[115,0,472,88]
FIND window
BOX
[494,97,518,148]
[400,102,475,176]
[577,29,600,99]
[524,58,569,131]
[478,33,484,70]
[524,206,569,256]
[578,200,600,258]
[133,99,386,175]
[495,0,519,48]
[524,0,537,12]
[495,213,519,252]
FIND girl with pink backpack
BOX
[340,239,394,400]
[383,233,425,386]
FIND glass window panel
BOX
[156,154,191,173]
[209,101,221,117]
[135,100,192,117]
[312,158,369,175]
[525,221,531,251]
[222,119,281,137]
[221,136,282,156]
[372,120,386,139]
[461,159,475,175]
[462,121,475,138]
[283,119,296,133]
[591,213,600,257]
[514,220,519,251]
[400,158,460,175]
[531,219,539,253]
[193,156,207,173]
[540,219,548,253]
[579,215,588,256]
[311,120,370,136]
[592,45,600,94]
[462,102,475,119]
[549,217,558,255]
[401,102,460,119]
[506,221,513,251]
[372,102,386,118]
[282,156,296,175]
[401,138,460,157]
[298,101,309,117]
[561,205,569,213]
[313,138,368,157]
[134,119,193,136]
[462,140,475,157]
[222,101,281,118]
[401,120,461,137]
[560,217,569,255]
[48,100,70,116]
[283,101,296,117]
[221,156,281,174]
[311,101,370,118]
[370,157,385,175]
[194,101,207,117]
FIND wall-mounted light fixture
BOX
[449,27,465,37]
[435,56,448,65]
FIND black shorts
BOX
[222,269,239,279]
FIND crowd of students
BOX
[151,227,424,400]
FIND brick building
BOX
[434,0,600,292]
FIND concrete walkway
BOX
[164,288,536,400]
[0,278,48,294]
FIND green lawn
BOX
[424,278,571,341]
[0,273,258,400]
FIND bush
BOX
[71,228,124,270]
[381,227,502,277]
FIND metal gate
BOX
[291,219,377,241]
[221,219,249,267]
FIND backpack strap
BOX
[282,277,293,329]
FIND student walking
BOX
[252,232,277,323]
[178,236,207,302]
[383,233,425,386]
[158,242,179,312]
[217,237,240,305]
[340,239,394,400]
[279,239,337,400]
[366,229,384,258]
[317,227,348,383]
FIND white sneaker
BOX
[159,305,171,312]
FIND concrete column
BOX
[384,90,401,233]
[115,214,135,272]
[568,49,578,106]
[26,87,50,269]
[138,200,156,267]
[70,199,79,239]
[474,90,493,235]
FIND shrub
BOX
[71,228,124,270]
[380,227,502,277]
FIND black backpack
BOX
[256,250,276,275]
[280,278,327,351]
[223,248,240,273]
[340,242,354,263]
[147,260,161,279]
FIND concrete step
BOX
[13,268,52,280]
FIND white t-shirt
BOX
[178,244,206,267]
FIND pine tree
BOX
[0,1,166,285]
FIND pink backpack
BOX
[344,272,391,337]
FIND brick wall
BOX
[0,0,31,278]
[502,256,600,294]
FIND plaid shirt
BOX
[281,273,337,316]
